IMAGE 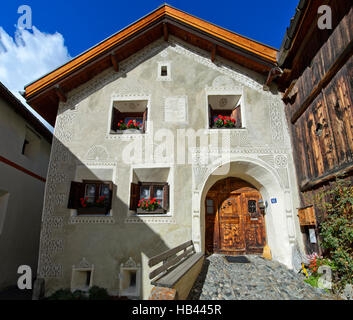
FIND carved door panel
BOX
[205,178,267,255]
[218,195,245,253]
[242,191,266,254]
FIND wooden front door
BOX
[205,177,266,255]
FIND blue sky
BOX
[2,0,298,56]
[0,0,299,129]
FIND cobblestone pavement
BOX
[188,254,333,300]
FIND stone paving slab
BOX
[188,254,333,300]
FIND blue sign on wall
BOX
[271,198,277,204]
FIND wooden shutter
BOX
[129,183,140,210]
[208,105,213,128]
[163,183,170,211]
[67,181,84,209]
[231,105,242,128]
[142,108,148,133]
[112,108,122,130]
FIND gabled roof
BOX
[0,81,52,143]
[24,4,278,126]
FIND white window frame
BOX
[205,87,247,132]
[107,94,151,139]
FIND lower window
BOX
[68,180,113,215]
[130,182,169,214]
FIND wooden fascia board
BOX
[26,17,165,103]
[25,6,167,98]
[25,5,277,100]
[165,17,276,69]
[164,6,277,62]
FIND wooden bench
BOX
[148,240,204,288]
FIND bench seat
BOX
[151,252,204,288]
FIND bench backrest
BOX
[148,240,195,280]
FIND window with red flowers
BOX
[111,101,148,134]
[68,180,113,215]
[129,182,169,214]
[208,95,242,129]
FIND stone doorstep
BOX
[149,286,177,300]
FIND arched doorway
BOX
[205,177,266,255]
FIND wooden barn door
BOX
[205,178,266,255]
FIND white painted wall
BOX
[0,96,51,289]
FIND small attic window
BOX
[157,62,171,81]
[161,65,168,77]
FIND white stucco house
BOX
[0,81,52,290]
[23,5,306,299]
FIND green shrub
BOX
[48,289,75,300]
[48,286,111,300]
[88,286,111,300]
[314,178,353,291]
[304,274,320,288]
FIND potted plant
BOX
[116,120,142,134]
[137,198,165,214]
[77,196,108,215]
[214,115,236,128]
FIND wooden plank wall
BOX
[285,6,353,211]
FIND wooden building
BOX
[275,0,353,253]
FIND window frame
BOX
[130,182,169,215]
[111,109,147,134]
[208,105,242,129]
[68,180,113,216]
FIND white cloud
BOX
[0,26,72,130]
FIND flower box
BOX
[77,207,108,215]
[115,129,141,134]
[136,208,166,215]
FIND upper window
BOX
[111,100,148,134]
[157,62,171,81]
[68,180,113,215]
[160,65,168,77]
[21,127,41,158]
[130,182,169,214]
[208,95,242,129]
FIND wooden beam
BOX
[165,18,275,70]
[110,53,119,72]
[300,162,353,192]
[282,79,297,102]
[263,67,283,90]
[163,22,169,41]
[211,44,216,62]
[54,85,67,103]
[291,38,353,124]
